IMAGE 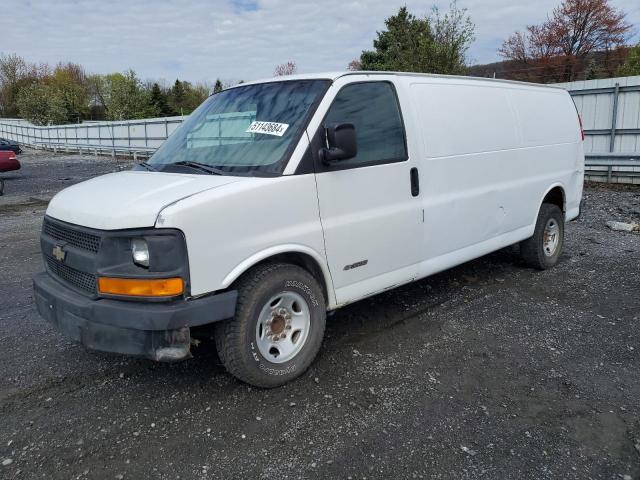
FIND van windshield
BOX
[147,80,329,176]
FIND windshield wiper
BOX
[171,161,225,175]
[137,161,157,171]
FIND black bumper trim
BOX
[574,199,584,221]
[33,272,237,360]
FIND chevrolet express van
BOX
[34,72,584,387]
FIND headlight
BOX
[131,238,150,267]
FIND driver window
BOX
[323,82,407,168]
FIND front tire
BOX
[215,263,326,388]
[520,203,565,270]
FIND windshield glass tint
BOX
[148,80,329,175]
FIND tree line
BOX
[349,3,475,75]
[349,0,638,83]
[0,55,227,125]
[497,0,638,82]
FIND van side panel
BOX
[406,78,583,280]
[508,88,583,222]
[510,88,578,146]
[409,81,520,260]
[413,82,520,158]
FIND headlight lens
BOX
[131,238,150,267]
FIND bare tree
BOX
[273,61,297,76]
[499,0,633,81]
[549,0,631,58]
[430,2,475,73]
[0,53,27,86]
[347,59,362,71]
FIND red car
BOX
[0,150,20,196]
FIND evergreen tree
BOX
[170,79,186,115]
[150,82,171,116]
[359,4,474,75]
[213,79,223,94]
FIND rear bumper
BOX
[33,272,237,361]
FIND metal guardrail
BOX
[34,142,156,160]
[0,117,184,158]
[584,153,640,182]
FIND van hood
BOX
[46,171,243,230]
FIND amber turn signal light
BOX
[98,277,183,297]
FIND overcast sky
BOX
[3,0,639,85]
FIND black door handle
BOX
[410,167,419,197]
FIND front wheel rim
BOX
[543,218,560,256]
[255,291,311,364]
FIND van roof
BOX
[233,71,564,91]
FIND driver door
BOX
[312,80,423,305]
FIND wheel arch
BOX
[542,184,566,211]
[221,245,335,308]
[536,183,566,221]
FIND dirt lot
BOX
[1,150,639,479]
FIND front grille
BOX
[45,256,97,294]
[43,219,101,253]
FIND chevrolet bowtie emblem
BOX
[52,245,66,262]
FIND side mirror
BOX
[320,123,357,165]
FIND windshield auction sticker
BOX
[246,121,289,137]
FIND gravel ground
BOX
[0,148,134,204]
[0,150,639,480]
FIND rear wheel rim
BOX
[255,291,310,364]
[543,218,560,256]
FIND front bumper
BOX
[33,272,237,361]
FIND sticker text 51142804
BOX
[246,121,289,137]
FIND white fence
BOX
[1,75,640,182]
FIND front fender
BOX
[220,244,336,308]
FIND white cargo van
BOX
[34,72,584,387]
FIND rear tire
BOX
[520,203,564,270]
[214,263,326,388]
